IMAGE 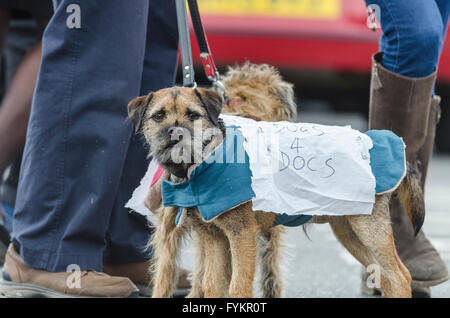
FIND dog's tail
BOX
[396,162,425,236]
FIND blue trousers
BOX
[366,0,450,78]
[12,0,179,271]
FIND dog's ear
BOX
[194,88,223,126]
[128,93,153,132]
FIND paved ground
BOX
[178,110,450,298]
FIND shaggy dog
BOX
[128,64,424,298]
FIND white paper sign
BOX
[221,115,376,216]
[125,158,159,225]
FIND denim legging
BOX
[366,0,450,78]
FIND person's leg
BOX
[365,0,449,297]
[373,0,445,78]
[0,41,41,177]
[417,1,450,184]
[12,0,152,272]
[101,1,193,297]
[103,0,179,265]
[435,0,450,44]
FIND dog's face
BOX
[128,87,224,178]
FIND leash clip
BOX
[211,72,229,105]
[177,0,229,104]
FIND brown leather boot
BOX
[0,245,139,298]
[103,261,191,297]
[362,52,449,297]
[390,96,448,296]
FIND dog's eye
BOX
[186,111,201,121]
[151,111,165,122]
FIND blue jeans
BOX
[366,0,450,78]
[12,0,179,272]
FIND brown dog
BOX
[128,64,424,298]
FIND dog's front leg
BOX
[215,207,259,298]
[150,206,184,298]
[192,221,232,298]
[186,232,205,298]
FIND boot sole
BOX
[0,278,139,298]
[412,275,450,289]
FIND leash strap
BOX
[175,0,229,102]
[187,0,219,81]
[176,0,196,87]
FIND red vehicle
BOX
[189,0,450,151]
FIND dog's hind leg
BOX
[328,216,378,265]
[328,216,380,291]
[215,205,259,298]
[150,206,185,298]
[346,196,412,298]
[259,224,285,298]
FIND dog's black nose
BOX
[168,126,184,140]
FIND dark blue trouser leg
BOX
[13,0,178,271]
[103,0,179,264]
[366,0,450,78]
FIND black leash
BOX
[175,0,228,103]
